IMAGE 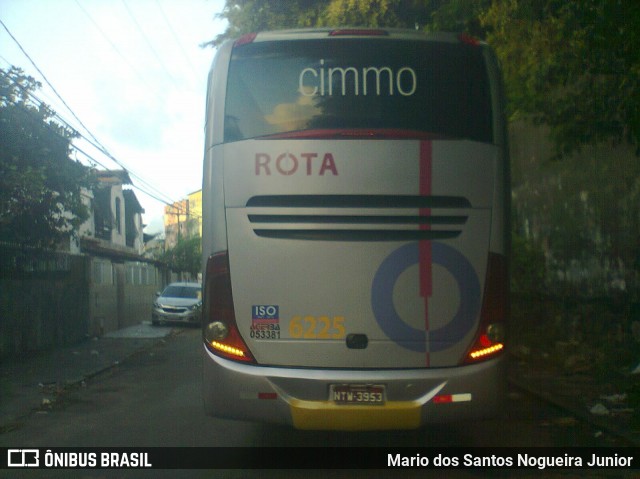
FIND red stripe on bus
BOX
[420,141,433,367]
[419,141,432,298]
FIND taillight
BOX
[457,33,482,47]
[203,252,255,363]
[233,32,257,47]
[462,253,508,364]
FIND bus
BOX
[201,28,509,430]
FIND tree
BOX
[159,236,202,278]
[0,66,94,249]
[319,0,405,27]
[209,0,640,158]
[204,0,330,47]
[206,0,439,46]
[481,0,640,157]
[426,0,490,35]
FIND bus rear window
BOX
[224,39,492,143]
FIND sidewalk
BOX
[0,322,175,432]
[1,323,639,446]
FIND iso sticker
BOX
[251,305,280,340]
[252,305,279,323]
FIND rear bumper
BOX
[202,344,506,430]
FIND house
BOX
[1,168,172,356]
[123,189,145,254]
[73,169,166,336]
[68,170,139,253]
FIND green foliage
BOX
[208,0,439,46]
[511,233,546,295]
[209,0,640,158]
[160,236,202,278]
[481,0,640,157]
[204,0,330,47]
[319,0,404,27]
[427,0,490,35]
[0,67,94,249]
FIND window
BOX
[115,197,122,234]
[161,285,202,299]
[225,39,492,143]
[125,262,158,285]
[92,260,113,285]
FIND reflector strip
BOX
[239,392,278,400]
[433,393,472,404]
[258,392,278,400]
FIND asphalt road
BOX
[1,327,636,478]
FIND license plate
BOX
[330,384,385,405]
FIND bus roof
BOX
[234,28,486,46]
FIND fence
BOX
[0,244,167,358]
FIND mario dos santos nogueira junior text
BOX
[388,452,635,470]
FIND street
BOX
[1,327,636,478]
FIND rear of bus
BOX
[202,29,509,430]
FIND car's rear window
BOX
[162,286,201,299]
[224,38,492,143]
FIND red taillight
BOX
[457,33,481,47]
[233,32,257,47]
[463,253,508,364]
[203,252,255,363]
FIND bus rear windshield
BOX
[224,38,493,143]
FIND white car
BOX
[152,282,202,325]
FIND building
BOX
[163,198,189,250]
[163,189,202,250]
[188,189,203,238]
[71,170,145,255]
[75,170,165,336]
[1,168,170,356]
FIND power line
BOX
[0,16,202,220]
[73,0,168,105]
[0,21,184,209]
[0,17,106,151]
[121,0,181,89]
[155,0,199,76]
[1,69,201,219]
[69,1,202,210]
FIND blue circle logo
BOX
[371,242,481,352]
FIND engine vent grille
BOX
[246,195,471,241]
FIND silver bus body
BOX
[202,29,509,430]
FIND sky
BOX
[0,0,228,234]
